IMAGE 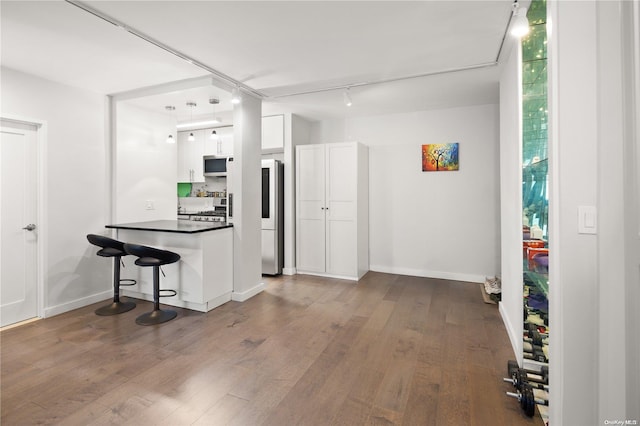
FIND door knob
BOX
[22,224,36,231]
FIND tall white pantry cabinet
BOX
[295,142,369,280]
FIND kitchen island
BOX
[106,220,233,313]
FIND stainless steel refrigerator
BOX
[262,159,284,275]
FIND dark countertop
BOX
[106,220,233,234]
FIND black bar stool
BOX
[123,243,180,326]
[86,234,137,315]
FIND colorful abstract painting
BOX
[422,143,459,172]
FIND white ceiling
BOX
[1,0,518,122]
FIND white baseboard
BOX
[43,290,112,318]
[121,289,232,313]
[282,267,296,276]
[232,282,266,302]
[499,301,521,362]
[369,265,485,283]
[296,270,359,281]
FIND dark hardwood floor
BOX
[1,272,544,425]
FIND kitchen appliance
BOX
[262,159,284,275]
[189,206,227,222]
[203,156,228,177]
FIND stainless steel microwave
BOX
[203,156,228,177]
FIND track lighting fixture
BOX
[343,87,353,107]
[231,86,242,104]
[210,130,219,140]
[510,1,530,38]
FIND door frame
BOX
[1,113,47,322]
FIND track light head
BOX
[510,2,530,37]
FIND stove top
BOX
[194,210,225,217]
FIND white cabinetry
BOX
[178,130,205,182]
[204,126,234,157]
[296,142,369,280]
[262,115,284,152]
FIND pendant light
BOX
[510,1,530,38]
[165,106,176,143]
[343,87,353,107]
[209,98,221,140]
[231,86,242,104]
[186,101,196,141]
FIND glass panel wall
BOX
[522,0,549,365]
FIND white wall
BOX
[498,41,524,361]
[115,102,177,223]
[310,104,500,282]
[596,1,629,422]
[0,67,112,315]
[623,1,640,419]
[548,2,599,424]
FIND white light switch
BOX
[145,200,154,210]
[578,205,597,234]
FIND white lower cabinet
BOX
[296,142,369,280]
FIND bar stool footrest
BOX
[159,289,177,297]
[119,278,137,286]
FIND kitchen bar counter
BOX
[107,220,233,313]
[106,220,231,234]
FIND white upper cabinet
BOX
[177,130,205,182]
[203,126,234,157]
[262,115,284,152]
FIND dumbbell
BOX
[524,311,548,327]
[525,322,547,336]
[506,383,549,417]
[507,360,549,385]
[523,330,548,347]
[504,368,550,392]
[523,343,547,363]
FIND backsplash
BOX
[177,177,227,213]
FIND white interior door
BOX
[1,121,38,327]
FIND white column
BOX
[231,93,264,300]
